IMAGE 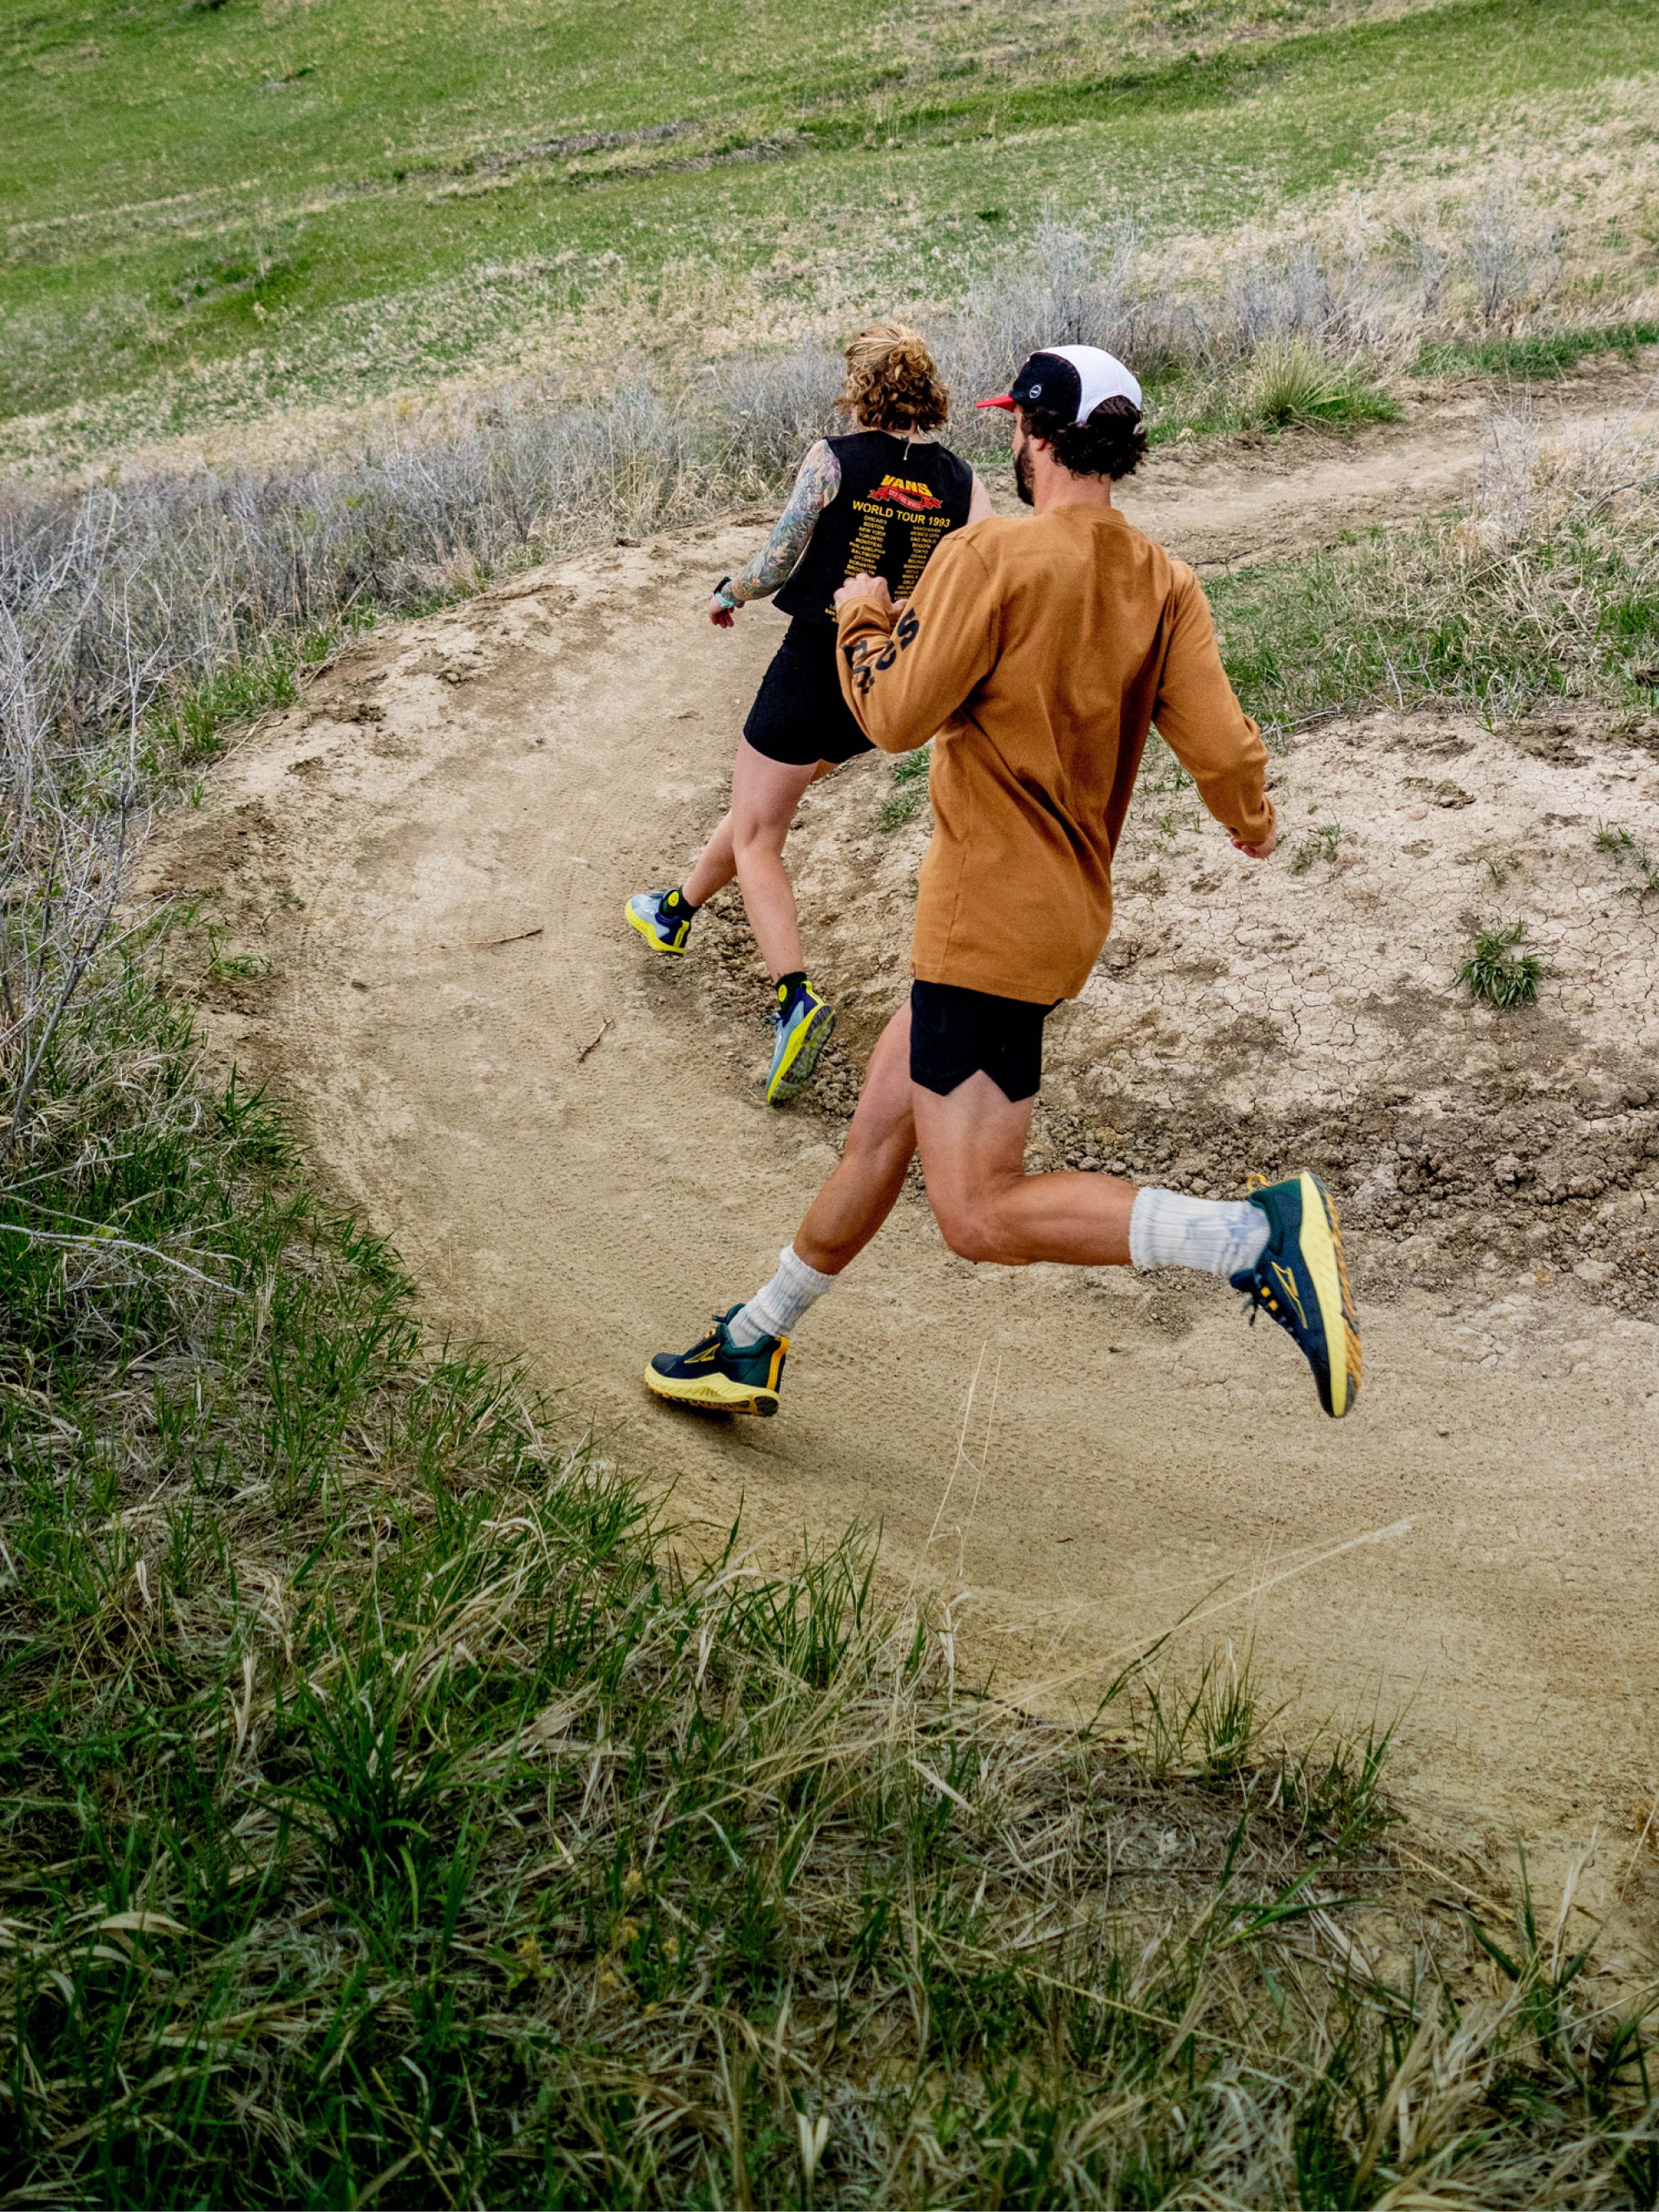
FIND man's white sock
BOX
[727,1245,838,1345]
[1128,1188,1270,1280]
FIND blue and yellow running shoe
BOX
[645,1305,787,1417]
[626,887,697,955]
[766,976,835,1106]
[1231,1173,1362,1419]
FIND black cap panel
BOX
[1007,351,1082,420]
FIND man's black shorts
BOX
[909,980,1058,1104]
[742,620,874,769]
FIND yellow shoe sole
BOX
[766,1000,835,1106]
[626,901,688,955]
[1294,1172,1362,1418]
[644,1361,781,1417]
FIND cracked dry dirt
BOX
[148,385,1659,1937]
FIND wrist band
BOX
[713,574,737,608]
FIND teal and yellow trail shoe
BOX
[645,1305,787,1417]
[626,887,697,955]
[1231,1173,1362,1419]
[766,976,834,1106]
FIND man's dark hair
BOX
[1017,393,1147,479]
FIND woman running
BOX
[626,321,993,1105]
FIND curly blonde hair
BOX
[836,321,950,432]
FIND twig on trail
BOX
[1388,1841,1511,1922]
[1262,703,1351,747]
[577,1017,611,1063]
[465,926,543,949]
[1616,1789,1659,1897]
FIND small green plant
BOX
[1140,735,1193,796]
[204,924,268,982]
[1460,920,1544,1008]
[1131,1646,1273,1782]
[1594,819,1659,896]
[878,745,932,830]
[1289,820,1346,873]
[1239,338,1399,431]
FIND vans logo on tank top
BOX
[871,474,944,511]
[774,432,975,625]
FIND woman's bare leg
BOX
[679,754,836,937]
[681,743,834,980]
[681,809,740,910]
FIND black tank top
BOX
[773,430,975,626]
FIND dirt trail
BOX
[150,382,1659,1931]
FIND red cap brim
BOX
[975,395,1016,411]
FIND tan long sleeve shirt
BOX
[835,504,1273,1004]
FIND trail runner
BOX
[645,344,1362,1423]
[626,322,992,1106]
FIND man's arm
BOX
[1152,573,1276,853]
[833,537,998,756]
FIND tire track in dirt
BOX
[148,380,1659,1932]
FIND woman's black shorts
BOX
[742,619,873,769]
[909,980,1059,1105]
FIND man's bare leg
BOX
[643,1008,914,1399]
[735,1004,1135,1354]
[910,1071,1136,1266]
[646,997,1360,1417]
[726,1008,1138,1359]
[793,1005,917,1273]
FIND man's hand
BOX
[708,592,737,630]
[834,573,896,617]
[1230,819,1277,861]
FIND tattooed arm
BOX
[708,440,840,622]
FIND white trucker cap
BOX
[976,343,1142,422]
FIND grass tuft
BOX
[1460,920,1545,1009]
[1239,338,1400,431]
[1414,318,1659,383]
[878,745,932,831]
[1289,820,1348,873]
[1594,819,1659,897]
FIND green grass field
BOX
[6,0,1658,456]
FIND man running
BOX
[645,345,1361,1422]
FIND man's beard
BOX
[1013,438,1035,505]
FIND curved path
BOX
[149,385,1659,1922]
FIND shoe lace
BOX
[1236,1272,1286,1331]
